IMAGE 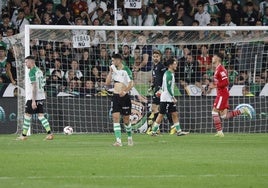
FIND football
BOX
[235,103,256,119]
[63,126,73,135]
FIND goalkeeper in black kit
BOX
[147,50,168,134]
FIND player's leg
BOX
[151,102,166,135]
[151,113,164,135]
[147,95,160,134]
[220,109,239,119]
[16,113,32,140]
[35,100,53,140]
[168,103,189,136]
[123,115,133,146]
[38,113,53,140]
[212,95,226,137]
[17,100,33,140]
[222,108,251,119]
[111,95,122,146]
[122,95,133,146]
[212,108,224,137]
[112,112,122,146]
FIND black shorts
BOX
[25,100,45,114]
[152,92,160,105]
[159,102,177,114]
[111,94,131,115]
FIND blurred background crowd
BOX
[0,0,267,97]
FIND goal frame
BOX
[18,25,268,134]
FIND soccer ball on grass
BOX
[63,126,73,135]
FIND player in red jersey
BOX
[211,53,251,137]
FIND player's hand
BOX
[172,97,177,103]
[147,86,154,95]
[32,101,37,110]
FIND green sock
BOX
[22,115,31,136]
[125,124,132,138]
[152,122,160,133]
[38,116,51,133]
[173,122,181,132]
[113,123,121,141]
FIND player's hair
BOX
[153,50,162,56]
[214,53,224,62]
[165,58,175,67]
[112,53,122,59]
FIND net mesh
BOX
[11,26,268,134]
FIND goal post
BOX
[12,25,268,134]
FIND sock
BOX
[152,122,160,133]
[38,116,51,134]
[113,123,121,143]
[22,115,31,136]
[225,110,241,119]
[167,113,173,125]
[125,123,132,138]
[173,122,181,132]
[212,113,222,131]
[147,112,155,127]
[153,112,159,121]
[148,112,154,120]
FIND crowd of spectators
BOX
[0,0,268,97]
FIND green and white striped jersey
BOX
[26,66,46,101]
[160,70,174,102]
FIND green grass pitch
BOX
[1,133,268,188]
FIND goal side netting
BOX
[11,25,268,134]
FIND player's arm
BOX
[124,80,134,94]
[105,66,113,86]
[217,71,229,88]
[166,73,174,97]
[122,69,134,94]
[31,81,37,109]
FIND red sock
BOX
[226,110,241,119]
[213,114,222,131]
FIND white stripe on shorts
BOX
[216,96,223,109]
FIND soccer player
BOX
[151,59,189,136]
[211,53,251,137]
[147,50,166,134]
[105,53,134,146]
[17,56,54,140]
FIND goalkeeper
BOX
[105,53,134,146]
[147,50,166,134]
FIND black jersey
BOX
[152,62,166,90]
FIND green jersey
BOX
[26,66,46,100]
[160,70,174,102]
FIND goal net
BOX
[12,25,268,134]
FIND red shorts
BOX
[213,93,229,110]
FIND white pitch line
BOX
[1,174,268,180]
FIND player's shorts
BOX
[152,92,160,105]
[213,93,229,111]
[25,100,45,114]
[112,94,131,115]
[159,102,177,114]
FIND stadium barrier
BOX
[26,97,268,134]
